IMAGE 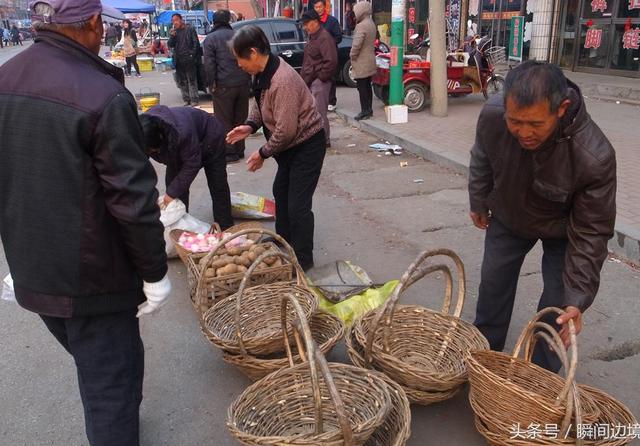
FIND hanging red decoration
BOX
[625,18,633,31]
[586,19,594,27]
[591,0,607,12]
[622,28,640,49]
[584,28,603,49]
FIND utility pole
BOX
[429,0,448,117]
[386,0,409,123]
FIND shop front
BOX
[558,0,640,77]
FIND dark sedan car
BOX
[231,17,356,87]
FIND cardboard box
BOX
[385,105,408,124]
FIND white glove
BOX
[137,274,172,318]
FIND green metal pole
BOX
[389,0,406,105]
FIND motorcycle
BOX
[372,36,506,112]
[406,33,430,59]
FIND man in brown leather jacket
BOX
[468,61,616,372]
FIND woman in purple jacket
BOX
[140,105,234,229]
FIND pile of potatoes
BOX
[200,243,284,278]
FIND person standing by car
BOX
[344,1,356,36]
[203,9,251,163]
[122,19,141,77]
[140,106,234,230]
[226,26,326,271]
[350,0,376,120]
[300,10,337,148]
[312,0,341,112]
[168,13,200,106]
[0,1,171,444]
[11,25,22,46]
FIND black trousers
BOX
[474,217,567,373]
[212,85,249,156]
[273,130,326,269]
[165,147,234,230]
[356,77,373,114]
[175,64,199,104]
[125,55,140,75]
[40,309,144,446]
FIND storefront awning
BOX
[102,0,156,14]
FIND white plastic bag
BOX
[159,198,211,258]
[2,274,16,303]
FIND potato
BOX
[237,265,248,274]
[251,245,266,257]
[233,255,244,265]
[272,258,283,267]
[263,255,277,266]
[247,251,257,263]
[205,268,216,278]
[216,267,225,277]
[211,259,228,269]
[227,246,243,256]
[223,264,239,275]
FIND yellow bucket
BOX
[140,97,159,112]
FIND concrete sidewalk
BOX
[333,76,640,265]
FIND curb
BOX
[337,109,640,266]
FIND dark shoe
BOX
[226,153,240,164]
[183,101,191,106]
[359,111,373,121]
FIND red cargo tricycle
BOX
[372,38,506,112]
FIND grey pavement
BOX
[333,78,640,265]
[0,59,639,445]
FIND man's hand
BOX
[137,275,172,318]
[246,151,264,172]
[226,125,252,145]
[169,28,176,36]
[556,306,583,348]
[162,194,174,208]
[470,211,490,229]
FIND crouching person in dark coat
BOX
[0,1,170,444]
[140,105,234,230]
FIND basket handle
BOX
[207,223,222,234]
[364,263,453,368]
[234,250,307,357]
[281,293,354,445]
[511,307,579,439]
[194,228,296,313]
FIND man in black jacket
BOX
[468,61,616,372]
[0,0,170,444]
[168,13,200,106]
[140,105,234,230]
[312,0,342,111]
[203,9,250,163]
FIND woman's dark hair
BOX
[313,0,325,6]
[122,19,135,37]
[504,61,568,112]
[230,25,271,59]
[139,114,168,155]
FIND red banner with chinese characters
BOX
[591,0,607,13]
[585,28,603,49]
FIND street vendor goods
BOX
[220,310,345,381]
[200,235,317,356]
[189,228,294,312]
[467,307,637,446]
[227,293,395,446]
[350,249,489,405]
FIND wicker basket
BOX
[351,249,489,405]
[201,242,317,356]
[227,293,392,446]
[191,228,293,313]
[221,310,345,381]
[467,307,610,446]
